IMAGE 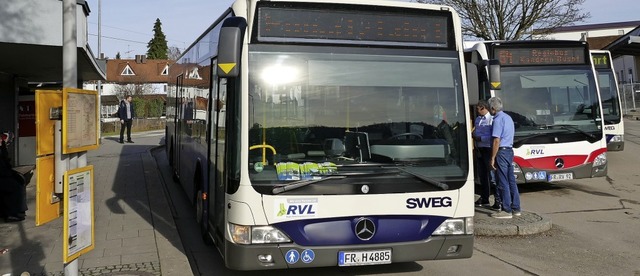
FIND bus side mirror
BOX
[217,17,247,78]
[466,62,479,105]
[488,59,501,91]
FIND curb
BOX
[474,208,552,236]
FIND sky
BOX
[85,0,639,60]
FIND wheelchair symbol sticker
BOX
[301,249,315,263]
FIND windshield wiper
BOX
[396,167,448,190]
[271,176,346,195]
[549,124,596,139]
[513,132,549,147]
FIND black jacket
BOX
[117,100,136,120]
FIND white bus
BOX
[166,0,479,270]
[591,50,624,151]
[465,40,607,184]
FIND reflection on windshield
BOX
[247,51,468,186]
[496,67,602,141]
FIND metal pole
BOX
[63,0,80,274]
[97,0,102,144]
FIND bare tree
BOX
[168,46,182,61]
[414,0,590,40]
[113,83,156,100]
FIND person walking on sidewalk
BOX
[118,95,135,144]
[473,100,501,210]
[488,97,521,219]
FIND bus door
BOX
[211,68,228,245]
[175,75,184,177]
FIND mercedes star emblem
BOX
[555,158,565,169]
[355,218,376,241]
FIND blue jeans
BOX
[495,148,520,212]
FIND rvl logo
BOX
[283,204,316,216]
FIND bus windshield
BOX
[596,70,622,125]
[495,66,602,142]
[247,50,468,189]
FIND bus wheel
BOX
[196,189,213,245]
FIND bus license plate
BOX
[550,173,573,181]
[338,249,391,266]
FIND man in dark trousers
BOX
[118,95,135,143]
[473,100,501,210]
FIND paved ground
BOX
[0,130,191,276]
[0,129,551,276]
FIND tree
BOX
[168,46,182,60]
[116,52,121,59]
[146,18,168,59]
[113,83,155,100]
[414,0,590,40]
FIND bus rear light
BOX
[593,152,607,167]
[229,224,291,244]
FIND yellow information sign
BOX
[35,155,61,226]
[63,165,95,263]
[62,88,99,154]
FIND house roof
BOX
[603,25,640,58]
[543,20,640,33]
[105,58,174,83]
[586,35,621,50]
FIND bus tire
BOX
[196,188,213,245]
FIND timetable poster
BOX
[64,166,94,262]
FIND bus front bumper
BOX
[223,235,473,270]
[514,162,607,184]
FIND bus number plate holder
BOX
[550,173,573,181]
[338,249,391,266]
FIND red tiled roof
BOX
[105,59,174,83]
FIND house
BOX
[84,55,174,119]
[534,21,640,84]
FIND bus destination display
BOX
[591,53,611,69]
[495,47,586,66]
[257,5,450,47]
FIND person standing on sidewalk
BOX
[0,133,27,222]
[488,97,521,219]
[118,95,135,144]
[473,100,501,210]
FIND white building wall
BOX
[0,0,89,47]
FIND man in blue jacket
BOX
[118,95,135,144]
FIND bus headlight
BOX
[593,152,607,167]
[433,217,473,235]
[610,135,623,142]
[513,162,522,173]
[229,223,291,244]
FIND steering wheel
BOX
[388,133,423,140]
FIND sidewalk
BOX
[0,131,191,276]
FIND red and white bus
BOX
[591,50,624,151]
[465,40,607,183]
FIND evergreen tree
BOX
[116,52,121,59]
[146,18,168,59]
